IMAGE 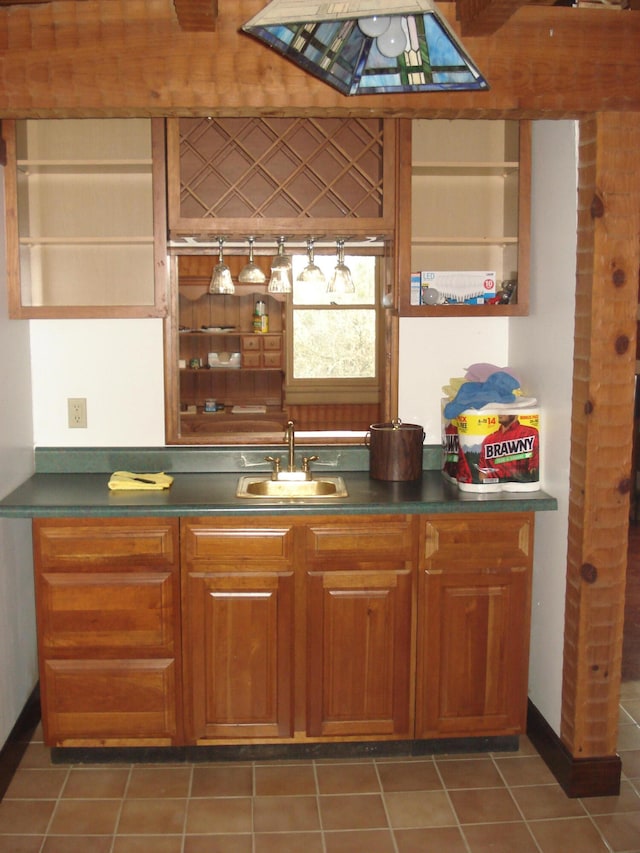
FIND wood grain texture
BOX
[0,2,637,117]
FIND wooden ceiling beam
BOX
[172,0,217,31]
[455,0,556,35]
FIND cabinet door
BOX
[181,519,295,742]
[305,516,415,739]
[416,513,533,738]
[33,518,181,746]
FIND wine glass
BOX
[238,236,266,284]
[327,239,354,294]
[209,238,234,294]
[267,237,292,293]
[297,238,326,286]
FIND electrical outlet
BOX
[67,397,87,429]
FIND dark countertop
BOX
[0,470,558,518]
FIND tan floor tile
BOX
[116,797,187,835]
[126,766,191,798]
[620,682,640,701]
[253,795,320,832]
[324,828,396,852]
[254,830,325,852]
[62,766,129,798]
[528,816,610,852]
[48,798,121,835]
[384,789,456,829]
[581,780,640,815]
[0,837,43,853]
[394,826,468,853]
[621,749,640,779]
[112,836,184,853]
[463,821,540,853]
[618,726,640,751]
[16,743,52,770]
[186,797,253,834]
[376,759,442,792]
[42,837,113,853]
[449,786,521,824]
[0,799,55,834]
[436,757,504,789]
[493,754,557,786]
[4,767,68,799]
[592,811,640,852]
[191,765,253,797]
[511,783,587,819]
[622,700,640,724]
[316,761,380,794]
[319,793,387,831]
[254,763,316,796]
[184,835,253,853]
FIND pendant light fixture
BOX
[242,0,488,96]
[267,237,293,294]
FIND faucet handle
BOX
[302,455,319,473]
[265,455,281,479]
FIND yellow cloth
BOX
[108,471,173,491]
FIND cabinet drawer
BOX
[38,571,176,654]
[420,513,532,572]
[241,351,261,368]
[263,335,281,351]
[42,658,178,743]
[241,335,261,351]
[181,519,295,569]
[263,351,282,368]
[305,516,415,566]
[34,518,178,572]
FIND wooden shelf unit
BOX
[398,120,531,318]
[3,118,168,319]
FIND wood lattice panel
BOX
[176,117,385,223]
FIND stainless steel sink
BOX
[236,475,348,499]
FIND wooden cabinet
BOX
[3,118,168,319]
[33,518,181,746]
[181,518,296,743]
[33,511,535,749]
[398,120,531,317]
[415,513,533,738]
[304,516,415,739]
[166,117,398,241]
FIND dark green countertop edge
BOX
[0,447,558,519]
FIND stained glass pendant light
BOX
[241,0,488,96]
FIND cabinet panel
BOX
[416,513,533,739]
[305,515,415,566]
[182,519,294,567]
[38,572,176,654]
[42,659,178,744]
[306,567,413,738]
[184,572,294,741]
[34,517,178,570]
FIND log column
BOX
[561,112,640,795]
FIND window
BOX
[285,253,381,406]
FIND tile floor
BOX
[0,685,638,853]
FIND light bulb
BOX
[357,16,390,37]
[376,17,407,58]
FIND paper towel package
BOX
[454,402,541,493]
[441,398,460,485]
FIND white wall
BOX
[30,319,165,446]
[0,168,38,748]
[510,121,576,732]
